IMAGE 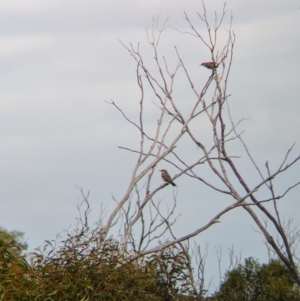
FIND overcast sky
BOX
[0,0,299,293]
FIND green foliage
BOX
[0,227,30,300]
[216,257,300,301]
[27,226,168,301]
[0,199,204,300]
[0,222,181,300]
[0,235,30,300]
[147,243,206,300]
[2,225,299,300]
[0,227,28,257]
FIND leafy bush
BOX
[216,257,300,301]
[0,223,180,300]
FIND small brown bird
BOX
[200,62,218,70]
[159,169,176,186]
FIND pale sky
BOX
[0,0,299,293]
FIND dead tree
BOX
[105,2,300,285]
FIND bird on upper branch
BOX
[159,169,176,187]
[200,61,218,70]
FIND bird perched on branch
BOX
[200,61,218,70]
[159,169,176,186]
